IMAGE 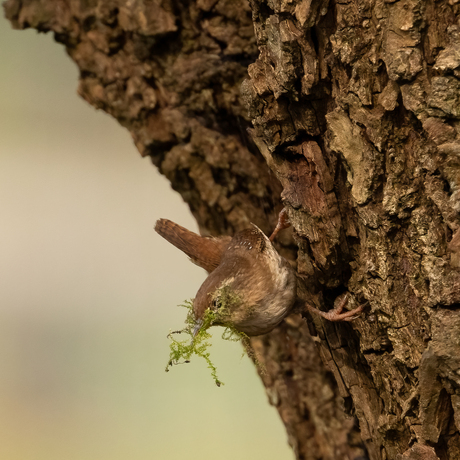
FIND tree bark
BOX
[4,0,460,458]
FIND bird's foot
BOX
[307,294,366,322]
[269,208,291,242]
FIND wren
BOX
[155,210,364,336]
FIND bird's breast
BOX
[229,251,297,336]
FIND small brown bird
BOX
[155,211,363,336]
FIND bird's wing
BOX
[227,226,267,254]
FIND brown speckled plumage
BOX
[192,224,297,335]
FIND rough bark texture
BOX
[5,0,460,458]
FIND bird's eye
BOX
[212,298,222,309]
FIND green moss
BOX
[165,296,262,387]
[210,285,240,322]
[165,300,223,386]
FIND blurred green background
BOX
[0,13,293,460]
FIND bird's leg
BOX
[307,294,366,322]
[269,208,291,242]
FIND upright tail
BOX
[154,219,231,273]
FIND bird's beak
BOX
[193,320,203,337]
[190,320,203,348]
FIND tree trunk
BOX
[5,0,460,458]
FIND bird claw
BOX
[269,208,291,242]
[307,295,366,322]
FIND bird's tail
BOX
[154,219,230,273]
